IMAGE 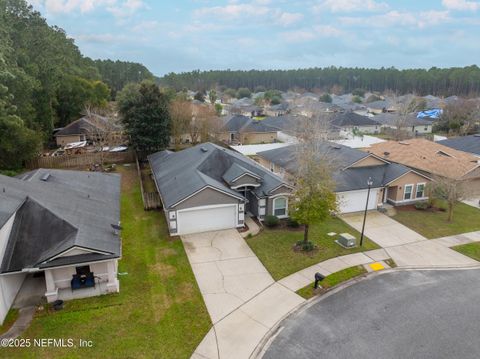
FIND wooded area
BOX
[160,66,480,96]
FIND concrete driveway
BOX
[263,269,480,359]
[183,229,305,359]
[341,211,427,247]
[182,229,275,323]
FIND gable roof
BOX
[222,162,260,184]
[331,112,380,127]
[367,139,480,180]
[257,142,415,192]
[373,113,434,127]
[222,115,277,134]
[148,143,290,209]
[438,134,480,156]
[0,169,121,273]
[55,114,110,137]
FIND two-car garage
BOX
[337,188,380,213]
[176,204,239,235]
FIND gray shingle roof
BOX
[257,143,412,192]
[148,143,289,209]
[223,115,277,133]
[55,114,109,136]
[222,163,260,184]
[331,112,380,127]
[438,134,480,156]
[374,113,434,126]
[0,169,121,273]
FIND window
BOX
[76,265,91,276]
[416,183,425,198]
[273,197,287,217]
[230,133,235,141]
[404,185,413,200]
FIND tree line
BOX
[160,66,480,97]
[0,0,153,170]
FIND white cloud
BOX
[276,12,304,26]
[194,3,270,18]
[340,10,450,28]
[282,25,342,43]
[318,0,388,13]
[75,33,128,43]
[442,0,480,11]
[28,0,144,17]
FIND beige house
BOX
[257,142,431,213]
[368,139,480,195]
[220,115,278,145]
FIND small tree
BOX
[169,99,192,150]
[290,115,338,247]
[319,93,332,103]
[208,89,217,104]
[237,87,251,99]
[429,177,471,222]
[194,91,205,102]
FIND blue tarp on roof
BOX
[417,109,443,119]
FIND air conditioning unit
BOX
[335,233,356,248]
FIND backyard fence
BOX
[135,154,162,211]
[26,151,136,169]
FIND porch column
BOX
[106,260,119,293]
[44,269,58,303]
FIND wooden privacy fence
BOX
[135,154,162,211]
[26,151,136,169]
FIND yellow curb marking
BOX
[369,262,385,271]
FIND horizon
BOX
[27,0,480,77]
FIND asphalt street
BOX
[264,269,480,359]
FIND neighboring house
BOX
[264,102,289,117]
[331,112,381,134]
[367,100,397,114]
[54,114,121,147]
[373,113,433,134]
[368,139,480,195]
[0,169,121,324]
[438,134,480,157]
[257,142,431,213]
[148,143,293,235]
[219,115,278,144]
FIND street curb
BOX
[250,265,480,358]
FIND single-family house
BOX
[264,102,289,117]
[219,115,278,144]
[438,134,480,157]
[256,142,431,213]
[148,143,293,235]
[373,113,433,135]
[54,114,122,147]
[368,139,480,195]
[0,169,121,324]
[367,100,397,114]
[331,112,381,134]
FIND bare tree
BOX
[169,99,192,150]
[428,176,472,222]
[440,99,477,135]
[190,104,219,144]
[391,97,421,141]
[83,106,124,168]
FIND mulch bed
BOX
[396,204,446,213]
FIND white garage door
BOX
[337,189,379,213]
[176,205,237,235]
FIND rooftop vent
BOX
[40,173,51,182]
[383,151,390,156]
[200,147,208,153]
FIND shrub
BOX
[415,201,429,210]
[287,218,300,228]
[246,233,253,239]
[264,215,279,227]
[319,93,332,103]
[295,240,315,252]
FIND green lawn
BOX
[0,309,19,335]
[452,242,480,261]
[245,217,379,280]
[296,266,367,299]
[3,166,211,359]
[393,202,480,239]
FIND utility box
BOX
[335,233,356,248]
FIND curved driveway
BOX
[263,269,480,359]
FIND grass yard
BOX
[452,242,480,261]
[393,201,480,239]
[2,165,211,359]
[245,217,379,280]
[0,309,19,335]
[296,266,367,299]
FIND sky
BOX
[28,0,480,76]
